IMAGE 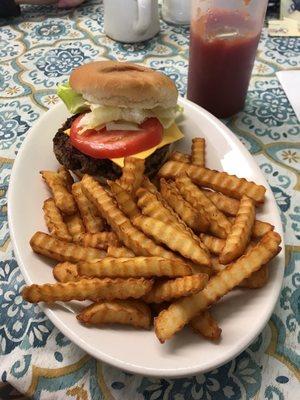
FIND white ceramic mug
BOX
[103,0,160,43]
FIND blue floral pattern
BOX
[0,1,299,399]
[0,259,52,355]
[36,48,87,77]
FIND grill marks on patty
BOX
[52,115,171,180]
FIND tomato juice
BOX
[187,9,261,118]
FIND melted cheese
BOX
[63,123,184,168]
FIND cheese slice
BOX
[63,123,184,168]
[111,123,184,167]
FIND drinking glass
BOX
[187,0,268,118]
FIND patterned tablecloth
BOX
[0,1,299,399]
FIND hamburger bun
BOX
[69,61,178,109]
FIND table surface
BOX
[0,1,299,399]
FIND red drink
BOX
[187,9,261,118]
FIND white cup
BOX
[104,0,160,43]
[162,0,191,26]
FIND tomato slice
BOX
[70,115,163,159]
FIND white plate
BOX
[8,98,284,378]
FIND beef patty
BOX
[53,115,172,180]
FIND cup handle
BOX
[134,0,153,34]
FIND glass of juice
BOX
[187,0,268,118]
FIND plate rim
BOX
[8,97,285,377]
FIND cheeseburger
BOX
[54,61,183,179]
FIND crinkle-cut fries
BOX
[23,137,281,344]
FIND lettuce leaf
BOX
[57,82,89,114]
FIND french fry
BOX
[78,257,192,278]
[137,188,177,225]
[108,180,140,219]
[30,231,106,263]
[40,170,77,215]
[200,234,225,255]
[211,257,227,274]
[107,245,135,258]
[219,195,255,264]
[239,264,269,289]
[43,198,72,241]
[75,232,119,250]
[169,151,191,164]
[53,262,79,283]
[143,274,209,303]
[158,161,266,204]
[132,215,211,266]
[22,277,154,303]
[160,179,209,233]
[72,182,104,233]
[201,189,240,216]
[227,216,274,239]
[190,311,221,340]
[81,175,178,259]
[137,187,209,254]
[154,231,281,342]
[176,176,231,239]
[202,190,274,238]
[252,220,274,239]
[57,166,74,191]
[191,138,205,167]
[117,157,145,195]
[64,213,85,238]
[141,176,159,193]
[77,300,151,329]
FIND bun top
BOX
[69,61,178,109]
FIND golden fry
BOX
[22,277,153,303]
[77,300,151,329]
[43,198,72,241]
[143,273,208,303]
[141,176,159,193]
[81,175,178,259]
[202,190,273,238]
[154,231,281,342]
[200,234,225,255]
[75,232,119,250]
[160,179,209,233]
[191,138,205,167]
[239,264,269,289]
[227,216,274,239]
[211,257,227,274]
[132,215,211,266]
[176,176,231,239]
[137,187,208,254]
[201,189,240,216]
[107,245,135,258]
[108,180,140,219]
[40,170,77,215]
[72,182,104,233]
[57,166,74,191]
[53,262,79,283]
[169,151,191,164]
[117,157,145,195]
[190,311,221,340]
[252,220,274,239]
[64,213,85,238]
[219,195,255,264]
[78,257,192,278]
[30,231,105,263]
[158,161,266,204]
[137,188,176,225]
